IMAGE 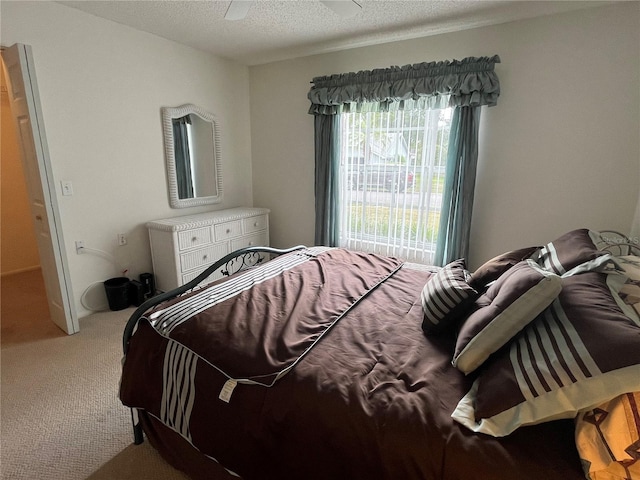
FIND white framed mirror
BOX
[161,104,223,208]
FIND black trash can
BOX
[104,277,130,311]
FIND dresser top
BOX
[146,207,270,232]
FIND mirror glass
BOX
[161,104,223,208]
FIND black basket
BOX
[103,277,130,311]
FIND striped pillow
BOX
[421,259,477,335]
[452,271,640,437]
[536,229,605,275]
[452,260,562,374]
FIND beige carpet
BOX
[1,272,190,479]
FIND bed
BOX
[119,229,640,480]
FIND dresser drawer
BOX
[214,220,243,241]
[182,269,223,286]
[177,227,212,251]
[180,243,228,272]
[147,207,270,292]
[244,215,268,234]
[231,232,269,251]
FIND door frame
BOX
[2,43,78,334]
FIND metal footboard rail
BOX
[122,244,306,356]
[597,230,639,256]
[122,245,306,445]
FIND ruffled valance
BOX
[308,55,501,115]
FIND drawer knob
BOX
[248,241,254,246]
[203,255,208,260]
[226,229,231,234]
[192,236,197,242]
[254,222,258,227]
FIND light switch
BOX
[61,180,74,196]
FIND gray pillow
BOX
[469,246,541,289]
[452,260,561,374]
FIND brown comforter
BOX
[120,248,583,480]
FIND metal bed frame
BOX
[122,245,306,444]
[121,230,639,444]
[597,230,640,256]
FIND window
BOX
[338,103,452,264]
[309,56,500,265]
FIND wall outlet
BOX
[117,233,127,246]
[75,240,85,253]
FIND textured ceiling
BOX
[57,0,614,65]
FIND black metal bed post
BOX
[131,409,144,445]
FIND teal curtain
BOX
[434,107,481,265]
[314,114,340,246]
[308,55,500,259]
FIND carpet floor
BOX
[1,270,189,479]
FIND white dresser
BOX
[147,207,270,292]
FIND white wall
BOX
[633,194,640,240]
[1,1,253,317]
[249,2,640,268]
[2,2,638,321]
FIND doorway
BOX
[1,44,78,335]
[0,59,64,344]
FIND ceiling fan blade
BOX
[224,0,255,21]
[320,0,362,18]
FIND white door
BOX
[2,44,78,334]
